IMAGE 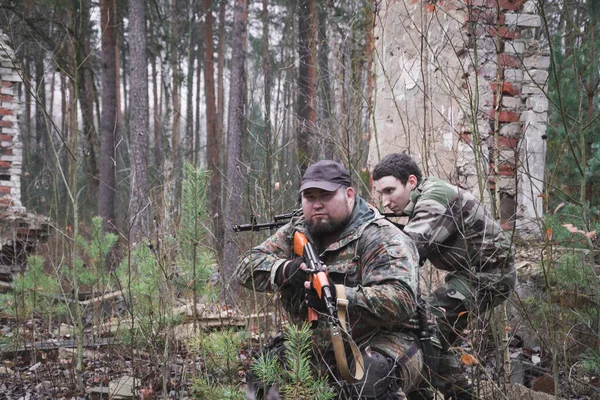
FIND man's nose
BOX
[312,198,324,208]
[382,196,390,208]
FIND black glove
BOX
[275,257,308,288]
[305,280,337,314]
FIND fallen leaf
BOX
[585,230,596,239]
[461,353,478,365]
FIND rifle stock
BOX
[293,232,336,328]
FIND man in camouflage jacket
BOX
[373,153,517,397]
[237,160,425,399]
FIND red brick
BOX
[467,9,505,25]
[490,81,520,96]
[2,82,12,88]
[460,133,473,144]
[498,53,521,68]
[487,110,519,122]
[498,136,518,149]
[0,95,13,102]
[497,163,515,175]
[499,0,524,10]
[0,109,13,116]
[0,198,14,207]
[0,161,11,169]
[1,148,12,155]
[0,135,12,141]
[0,121,11,127]
[489,26,520,39]
[0,186,10,193]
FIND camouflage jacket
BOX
[236,195,420,341]
[402,177,515,282]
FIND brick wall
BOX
[370,0,549,238]
[0,32,24,213]
[0,32,48,289]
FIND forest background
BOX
[0,0,599,398]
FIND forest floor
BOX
[1,244,599,400]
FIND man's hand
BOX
[275,258,308,288]
[305,279,337,314]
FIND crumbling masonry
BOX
[0,32,48,290]
[369,0,548,237]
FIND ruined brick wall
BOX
[0,32,24,213]
[369,0,549,237]
[0,32,48,289]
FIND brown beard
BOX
[306,213,351,237]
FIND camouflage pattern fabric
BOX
[236,195,425,392]
[401,177,516,344]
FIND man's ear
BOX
[346,186,355,200]
[408,175,418,190]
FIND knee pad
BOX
[350,349,397,399]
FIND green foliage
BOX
[188,328,246,384]
[74,216,118,288]
[177,164,216,299]
[189,375,245,400]
[0,255,64,320]
[553,253,597,291]
[582,347,600,374]
[251,324,335,400]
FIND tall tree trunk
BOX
[185,8,197,164]
[75,0,99,190]
[128,0,150,242]
[297,0,318,172]
[99,0,118,232]
[217,0,226,136]
[204,0,223,257]
[150,22,163,170]
[171,0,182,210]
[317,0,333,158]
[223,0,248,305]
[262,0,272,211]
[195,20,204,167]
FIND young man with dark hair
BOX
[373,153,517,398]
[237,160,427,399]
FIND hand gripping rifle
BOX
[292,231,364,383]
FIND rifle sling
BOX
[331,284,364,383]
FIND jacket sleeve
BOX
[235,224,295,292]
[344,224,420,327]
[403,196,457,262]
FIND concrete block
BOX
[1,128,17,135]
[501,96,523,109]
[0,102,19,110]
[0,114,16,122]
[1,74,21,82]
[500,122,522,137]
[504,13,542,28]
[524,55,551,69]
[0,67,13,75]
[524,69,549,85]
[526,96,548,113]
[504,68,524,82]
[497,176,517,194]
[520,110,547,123]
[523,1,538,13]
[504,40,526,55]
[521,84,545,95]
[0,87,13,95]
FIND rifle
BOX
[233,211,402,233]
[292,232,336,328]
[232,212,299,232]
[292,230,364,383]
